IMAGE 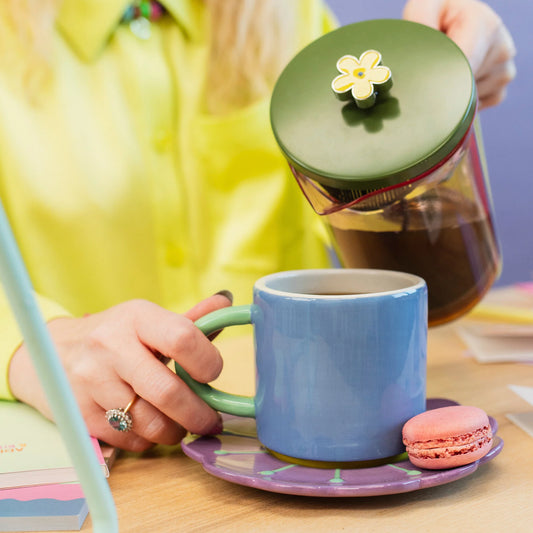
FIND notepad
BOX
[0,401,108,490]
[0,482,88,531]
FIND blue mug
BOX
[176,269,427,466]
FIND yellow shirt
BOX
[0,1,335,398]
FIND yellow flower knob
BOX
[331,50,392,109]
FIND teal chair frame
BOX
[0,202,118,532]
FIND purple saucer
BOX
[181,398,503,497]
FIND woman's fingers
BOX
[476,62,516,109]
[127,299,224,383]
[402,0,442,29]
[402,0,516,109]
[185,290,234,341]
[83,397,155,452]
[95,399,187,452]
[85,373,187,450]
[113,339,223,435]
[184,290,233,322]
[100,298,228,437]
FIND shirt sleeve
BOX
[0,286,71,400]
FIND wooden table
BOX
[79,316,533,532]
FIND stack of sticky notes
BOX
[0,401,112,531]
[458,282,533,364]
[507,385,533,440]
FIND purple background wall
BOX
[326,0,532,286]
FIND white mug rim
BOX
[255,269,426,299]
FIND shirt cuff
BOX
[0,291,71,400]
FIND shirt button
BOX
[153,129,172,152]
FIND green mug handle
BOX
[174,305,256,418]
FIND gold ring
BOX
[105,395,137,432]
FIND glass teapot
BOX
[270,19,501,326]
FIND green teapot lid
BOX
[270,19,476,191]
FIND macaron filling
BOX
[406,425,492,451]
[406,430,493,459]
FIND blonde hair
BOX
[205,0,296,113]
[0,0,296,113]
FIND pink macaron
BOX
[402,405,493,470]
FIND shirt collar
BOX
[57,0,202,62]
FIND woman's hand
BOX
[403,0,516,109]
[8,292,233,451]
